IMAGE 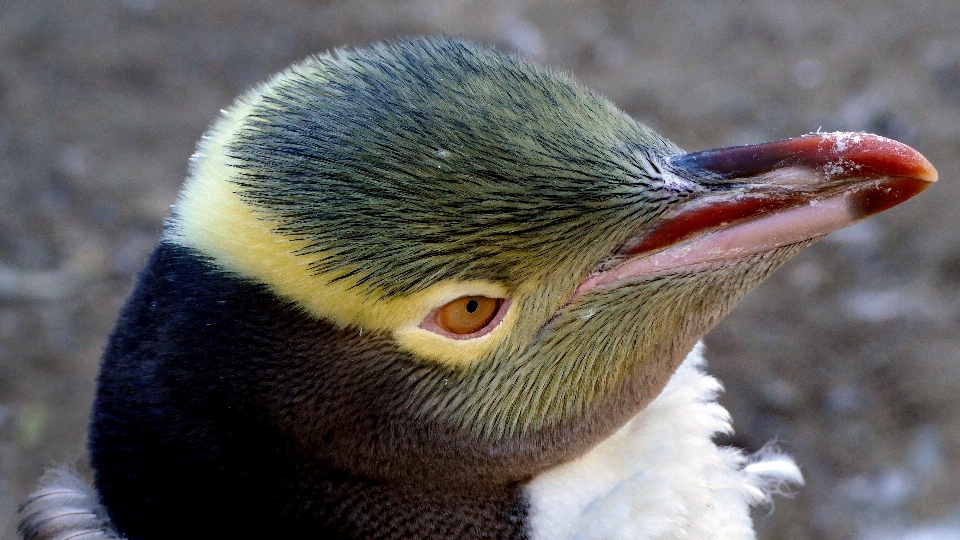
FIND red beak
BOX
[576,132,937,297]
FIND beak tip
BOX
[811,131,938,185]
[918,157,939,184]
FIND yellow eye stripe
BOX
[165,91,515,368]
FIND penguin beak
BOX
[576,132,937,296]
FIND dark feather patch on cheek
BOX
[91,243,537,538]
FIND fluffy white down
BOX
[526,343,804,540]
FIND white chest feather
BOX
[525,343,803,540]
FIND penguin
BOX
[18,37,936,540]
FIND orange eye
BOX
[435,296,503,335]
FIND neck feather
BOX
[525,343,803,540]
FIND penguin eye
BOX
[424,296,506,338]
[437,297,502,334]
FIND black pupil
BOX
[466,299,479,313]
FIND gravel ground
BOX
[1,1,958,539]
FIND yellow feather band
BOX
[166,84,516,368]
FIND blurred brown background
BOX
[1,1,958,538]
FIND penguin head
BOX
[160,37,935,488]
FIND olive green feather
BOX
[228,37,682,296]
